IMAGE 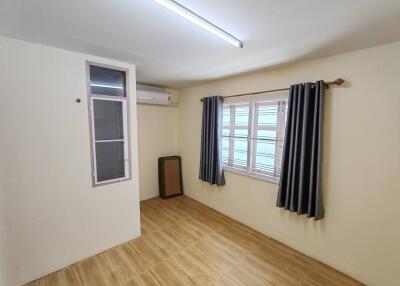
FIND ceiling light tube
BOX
[153,0,243,48]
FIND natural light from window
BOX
[222,97,288,183]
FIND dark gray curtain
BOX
[276,81,325,220]
[199,96,226,186]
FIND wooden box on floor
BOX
[158,156,183,199]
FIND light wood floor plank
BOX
[25,195,364,286]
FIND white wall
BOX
[0,164,12,286]
[137,104,179,200]
[0,36,141,286]
[178,41,400,286]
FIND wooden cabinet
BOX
[158,156,183,199]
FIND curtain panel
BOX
[199,96,226,186]
[277,81,326,220]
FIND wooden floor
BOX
[26,195,363,286]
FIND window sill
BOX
[92,177,131,188]
[223,166,279,185]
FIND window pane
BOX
[257,104,278,128]
[222,136,229,165]
[222,128,230,136]
[252,139,275,174]
[90,65,126,97]
[234,105,249,127]
[257,129,276,140]
[221,98,288,180]
[93,99,124,141]
[233,136,248,169]
[223,106,230,126]
[251,99,288,178]
[234,128,248,137]
[95,141,125,182]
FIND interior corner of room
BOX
[1,1,399,286]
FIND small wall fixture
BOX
[153,0,243,48]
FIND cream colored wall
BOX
[0,37,141,286]
[137,104,179,201]
[0,166,11,285]
[178,41,400,286]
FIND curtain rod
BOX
[200,78,345,102]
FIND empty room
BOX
[1,0,399,285]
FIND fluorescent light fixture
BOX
[153,0,243,48]
[90,83,123,89]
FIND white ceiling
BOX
[1,0,400,88]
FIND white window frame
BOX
[222,102,251,171]
[222,94,288,184]
[87,62,131,187]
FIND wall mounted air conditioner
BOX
[137,89,171,106]
[136,84,178,106]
